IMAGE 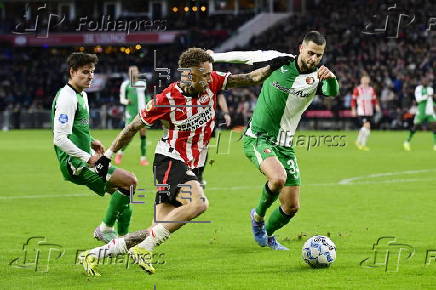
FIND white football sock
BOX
[137,224,170,251]
[361,128,370,146]
[357,127,365,145]
[88,238,127,259]
[140,156,147,161]
[99,222,114,232]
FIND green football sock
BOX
[433,132,436,145]
[102,191,130,227]
[117,205,133,236]
[140,135,146,156]
[255,183,279,218]
[265,206,294,236]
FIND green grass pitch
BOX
[1,129,435,289]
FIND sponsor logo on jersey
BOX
[58,114,68,124]
[271,81,315,98]
[306,77,315,84]
[263,148,272,153]
[175,107,212,131]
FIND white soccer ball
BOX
[302,235,336,268]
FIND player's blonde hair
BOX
[178,48,213,68]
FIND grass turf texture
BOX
[1,129,435,289]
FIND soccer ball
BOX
[302,235,336,268]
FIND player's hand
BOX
[206,49,214,56]
[264,56,294,71]
[91,139,105,155]
[87,154,101,167]
[317,66,336,81]
[94,156,111,179]
[223,112,231,127]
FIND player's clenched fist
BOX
[317,65,335,81]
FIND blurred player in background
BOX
[52,53,137,243]
[212,31,339,250]
[114,65,150,166]
[352,75,380,151]
[403,76,435,151]
[79,48,292,276]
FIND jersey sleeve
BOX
[212,50,294,65]
[119,80,129,105]
[351,87,359,107]
[136,80,147,111]
[53,90,77,135]
[211,71,231,92]
[139,92,171,128]
[371,88,378,105]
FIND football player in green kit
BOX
[212,31,340,250]
[52,53,137,243]
[115,65,151,166]
[403,76,435,151]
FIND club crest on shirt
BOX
[306,77,315,84]
[199,94,210,104]
[58,114,68,124]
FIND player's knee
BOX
[127,173,138,188]
[270,176,286,190]
[282,204,299,215]
[191,197,209,215]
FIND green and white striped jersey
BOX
[246,58,339,146]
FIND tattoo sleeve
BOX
[226,65,272,88]
[123,229,149,248]
[110,115,145,153]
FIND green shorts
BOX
[243,135,301,186]
[414,113,436,124]
[60,157,117,196]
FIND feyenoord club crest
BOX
[306,77,315,84]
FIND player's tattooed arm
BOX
[226,56,293,88]
[123,229,149,248]
[109,115,145,153]
[226,66,271,88]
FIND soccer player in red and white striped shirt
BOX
[79,48,292,276]
[351,75,380,151]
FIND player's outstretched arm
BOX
[227,56,293,88]
[108,115,145,154]
[317,65,340,97]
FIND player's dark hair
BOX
[178,48,213,68]
[66,52,98,79]
[303,31,326,45]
